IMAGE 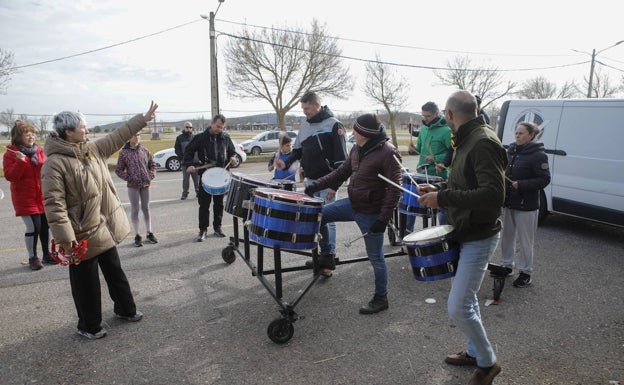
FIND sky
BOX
[1,0,623,130]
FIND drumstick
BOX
[4,146,19,154]
[392,155,419,187]
[505,175,514,184]
[195,162,216,170]
[377,173,420,199]
[224,159,233,170]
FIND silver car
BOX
[240,130,297,155]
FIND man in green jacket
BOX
[418,91,507,385]
[411,101,452,179]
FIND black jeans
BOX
[197,188,224,231]
[69,247,137,333]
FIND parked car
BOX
[240,130,297,155]
[153,141,247,171]
[346,131,355,153]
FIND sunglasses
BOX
[185,126,192,129]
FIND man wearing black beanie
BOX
[304,113,402,314]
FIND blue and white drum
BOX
[201,167,231,195]
[247,188,324,250]
[403,225,459,281]
[397,172,443,217]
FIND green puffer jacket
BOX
[437,116,507,243]
[414,116,452,178]
[41,114,147,259]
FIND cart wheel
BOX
[221,246,236,264]
[267,318,294,344]
[493,277,505,301]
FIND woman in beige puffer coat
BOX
[41,101,158,339]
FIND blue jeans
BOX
[307,179,336,255]
[319,198,388,296]
[448,233,500,368]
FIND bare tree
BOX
[0,49,17,94]
[363,54,409,146]
[580,68,619,98]
[434,55,516,109]
[224,19,353,130]
[38,115,50,139]
[0,108,17,129]
[516,76,579,99]
[557,81,578,98]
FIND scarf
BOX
[18,144,39,166]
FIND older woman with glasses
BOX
[3,121,55,270]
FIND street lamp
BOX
[580,40,624,98]
[201,0,225,118]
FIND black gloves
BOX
[369,220,387,233]
[304,184,319,197]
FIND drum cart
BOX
[221,215,326,344]
[220,208,407,344]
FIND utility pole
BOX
[582,40,624,98]
[209,11,219,117]
[201,0,224,119]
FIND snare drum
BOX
[397,172,444,217]
[225,173,281,218]
[248,188,324,250]
[201,167,231,195]
[402,225,458,281]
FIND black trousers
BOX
[197,188,224,231]
[69,247,137,333]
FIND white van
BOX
[497,98,624,227]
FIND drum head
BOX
[201,167,231,187]
[403,225,455,244]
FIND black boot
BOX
[359,294,389,314]
[305,254,336,277]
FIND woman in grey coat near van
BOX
[500,122,551,288]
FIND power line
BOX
[217,18,577,59]
[9,17,588,73]
[218,30,590,73]
[8,20,201,70]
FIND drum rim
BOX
[253,187,324,205]
[403,225,455,244]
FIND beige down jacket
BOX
[41,114,147,259]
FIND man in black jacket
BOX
[183,114,238,240]
[276,92,347,275]
[175,121,199,200]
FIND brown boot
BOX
[468,362,501,385]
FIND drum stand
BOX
[220,211,409,344]
[221,216,324,344]
[487,263,513,303]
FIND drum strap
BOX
[251,203,320,222]
[248,223,317,244]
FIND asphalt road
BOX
[0,159,622,385]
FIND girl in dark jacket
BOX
[500,122,551,288]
